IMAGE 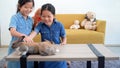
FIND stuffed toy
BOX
[32,8,41,29]
[70,20,80,29]
[12,36,59,56]
[81,11,97,30]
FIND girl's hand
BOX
[60,42,66,45]
[23,36,33,44]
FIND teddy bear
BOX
[81,11,97,30]
[70,20,80,29]
[12,36,59,56]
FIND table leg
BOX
[98,56,105,68]
[34,61,38,68]
[20,55,27,68]
[87,61,91,68]
[87,44,105,68]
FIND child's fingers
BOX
[23,37,33,44]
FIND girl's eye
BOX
[24,5,32,9]
[41,16,45,18]
[41,16,51,18]
[48,16,51,18]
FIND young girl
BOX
[25,3,67,68]
[7,0,35,68]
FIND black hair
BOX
[41,3,55,16]
[17,0,35,13]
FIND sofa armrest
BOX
[96,20,106,33]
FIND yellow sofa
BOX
[33,14,106,44]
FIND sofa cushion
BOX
[66,29,104,44]
[33,29,104,44]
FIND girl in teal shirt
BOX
[7,0,35,68]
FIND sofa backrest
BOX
[55,14,106,33]
[55,14,85,29]
[96,20,106,33]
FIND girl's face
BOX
[41,10,55,26]
[19,2,33,17]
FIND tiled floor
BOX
[0,48,8,60]
[0,46,120,60]
[106,46,120,57]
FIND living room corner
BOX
[0,0,120,68]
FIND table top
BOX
[5,44,119,61]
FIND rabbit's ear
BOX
[12,42,22,48]
[18,36,25,42]
[44,39,48,41]
[50,41,55,44]
[12,36,25,49]
[44,39,54,44]
[44,39,50,43]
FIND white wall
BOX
[0,0,120,45]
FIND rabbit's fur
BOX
[12,36,59,56]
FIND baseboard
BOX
[0,45,8,48]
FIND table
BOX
[5,44,119,68]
